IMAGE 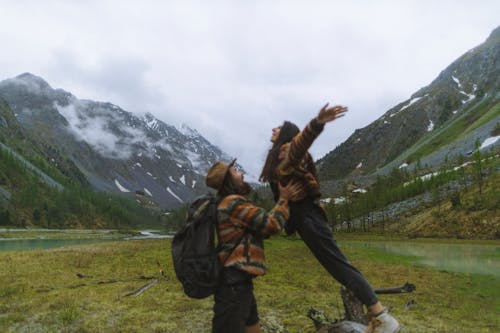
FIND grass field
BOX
[0,236,499,332]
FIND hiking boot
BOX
[365,308,400,333]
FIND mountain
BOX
[318,26,500,191]
[0,73,238,209]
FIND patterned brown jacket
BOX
[216,194,289,276]
[276,117,325,201]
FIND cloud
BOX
[0,1,499,176]
[55,101,148,159]
[4,76,49,96]
[47,50,165,114]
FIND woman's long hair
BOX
[259,121,300,183]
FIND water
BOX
[0,237,119,251]
[343,240,500,277]
[0,229,172,252]
[124,230,172,240]
[2,232,498,277]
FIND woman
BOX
[260,104,400,333]
[206,159,302,333]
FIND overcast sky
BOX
[0,1,498,179]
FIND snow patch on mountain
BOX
[480,135,500,150]
[452,75,463,89]
[144,116,159,131]
[167,187,183,203]
[453,76,477,104]
[399,96,424,112]
[460,92,476,104]
[427,120,435,132]
[115,179,130,192]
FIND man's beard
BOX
[236,181,252,196]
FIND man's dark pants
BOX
[212,269,258,333]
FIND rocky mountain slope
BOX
[318,26,500,191]
[0,74,238,209]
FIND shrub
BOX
[450,192,461,209]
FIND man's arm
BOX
[218,194,289,238]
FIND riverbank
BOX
[0,236,498,332]
[2,226,496,243]
[0,228,171,251]
[0,228,136,240]
[333,232,500,245]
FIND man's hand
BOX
[316,103,348,124]
[278,181,305,202]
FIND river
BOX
[0,229,171,252]
[341,240,500,277]
[1,231,498,277]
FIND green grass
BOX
[405,99,499,163]
[0,237,499,332]
[478,250,500,260]
[467,102,500,135]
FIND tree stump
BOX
[307,282,416,333]
[340,287,367,324]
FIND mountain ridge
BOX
[0,73,238,209]
[317,25,500,193]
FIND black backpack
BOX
[171,194,223,299]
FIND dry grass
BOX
[0,237,499,332]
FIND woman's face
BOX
[271,126,281,143]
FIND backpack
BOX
[171,194,222,299]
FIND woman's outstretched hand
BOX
[316,103,348,124]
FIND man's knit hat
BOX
[205,158,236,191]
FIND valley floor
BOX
[1,236,498,332]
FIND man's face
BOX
[228,166,244,187]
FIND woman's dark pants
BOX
[292,201,379,307]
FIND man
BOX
[205,159,301,333]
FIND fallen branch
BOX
[35,275,152,293]
[76,272,92,278]
[124,278,158,297]
[374,282,416,294]
[69,279,119,289]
